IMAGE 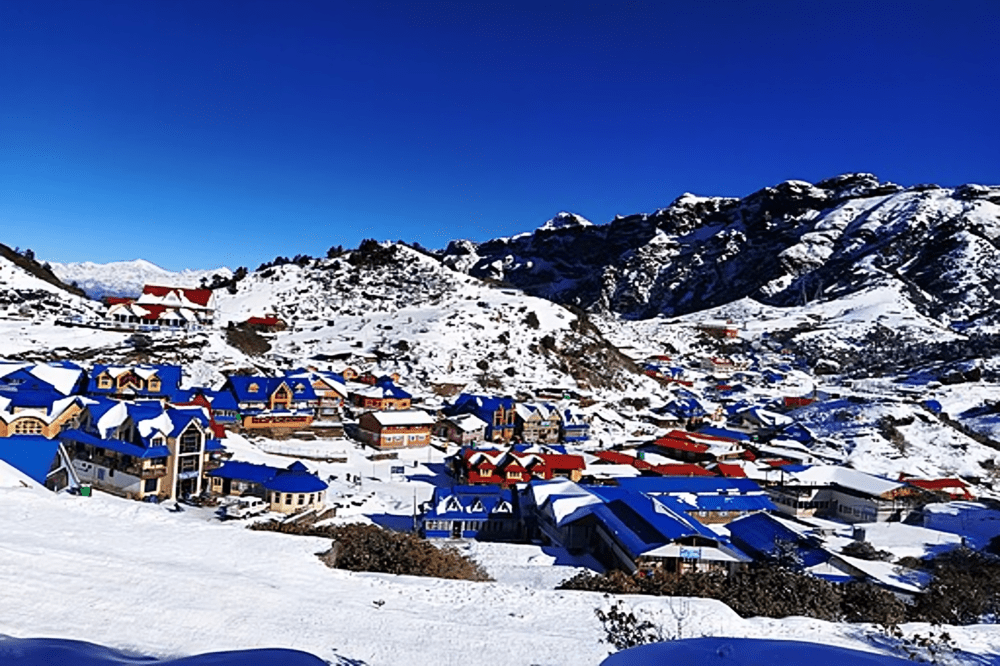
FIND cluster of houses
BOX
[4,301,992,596]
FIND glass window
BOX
[144,478,158,493]
[297,494,305,505]
[13,419,43,435]
[285,494,292,504]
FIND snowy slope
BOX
[215,244,648,395]
[2,487,997,666]
[49,259,232,299]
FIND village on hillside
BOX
[4,281,999,610]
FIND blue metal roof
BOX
[688,494,776,512]
[697,426,752,442]
[449,393,514,416]
[0,435,63,484]
[61,428,170,460]
[87,364,183,399]
[425,485,513,521]
[781,423,814,444]
[209,460,328,493]
[208,461,277,484]
[226,376,317,403]
[264,462,328,493]
[589,487,717,544]
[726,512,828,568]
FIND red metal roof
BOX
[246,316,282,326]
[653,435,710,454]
[592,450,638,465]
[650,463,715,477]
[142,285,214,307]
[105,296,134,305]
[906,478,973,498]
[714,463,747,478]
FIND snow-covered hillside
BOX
[50,259,232,299]
[216,244,646,395]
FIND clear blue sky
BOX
[2,1,998,271]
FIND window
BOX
[179,427,201,454]
[180,457,198,473]
[13,419,44,435]
[272,493,281,503]
[98,375,112,389]
[308,494,314,504]
[297,494,305,505]
[248,383,259,393]
[148,377,161,392]
[284,494,292,505]
[117,373,141,390]
[144,478,158,493]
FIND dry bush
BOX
[251,520,492,582]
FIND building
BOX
[243,315,287,332]
[435,413,488,445]
[171,388,240,434]
[528,479,751,575]
[697,320,739,339]
[87,364,183,403]
[355,410,435,449]
[0,395,86,439]
[61,400,225,501]
[0,361,87,402]
[284,368,348,422]
[104,285,216,330]
[208,460,328,514]
[224,376,317,433]
[514,403,562,444]
[612,476,777,526]
[453,447,586,488]
[446,394,516,443]
[765,464,926,524]
[351,382,412,412]
[560,407,591,443]
[0,435,79,491]
[421,485,519,540]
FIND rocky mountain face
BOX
[442,174,1000,324]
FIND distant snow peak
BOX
[49,259,232,299]
[538,212,593,232]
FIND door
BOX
[451,521,463,539]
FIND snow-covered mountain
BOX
[442,174,1000,328]
[49,259,232,299]
[216,243,644,395]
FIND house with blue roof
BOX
[421,485,519,540]
[208,459,327,514]
[351,381,412,412]
[0,394,88,440]
[613,476,777,526]
[0,435,79,491]
[223,376,317,433]
[445,393,516,443]
[0,361,86,402]
[172,388,240,428]
[88,364,183,402]
[726,512,830,569]
[528,479,751,575]
[560,406,590,443]
[514,402,562,444]
[284,368,348,421]
[61,400,224,501]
